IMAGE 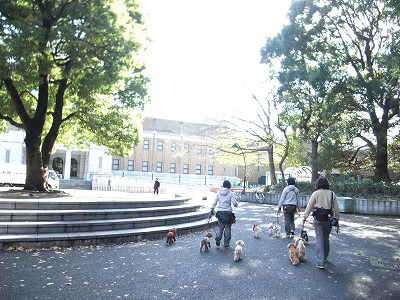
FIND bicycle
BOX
[233,191,243,202]
[254,192,265,203]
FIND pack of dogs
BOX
[166,223,307,265]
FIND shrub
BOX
[265,179,400,199]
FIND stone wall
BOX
[242,192,399,216]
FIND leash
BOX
[276,211,280,224]
[206,212,218,236]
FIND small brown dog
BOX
[288,242,300,266]
[252,224,262,238]
[295,238,306,262]
[166,228,177,245]
[200,232,213,252]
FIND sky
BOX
[140,0,292,123]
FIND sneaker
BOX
[290,231,295,237]
[286,234,290,238]
[215,237,221,246]
[224,246,234,251]
[316,264,325,269]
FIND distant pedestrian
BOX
[302,177,340,269]
[278,177,300,238]
[210,180,238,249]
[153,178,160,194]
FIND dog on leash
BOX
[273,224,281,238]
[234,240,245,261]
[267,223,274,236]
[295,238,306,262]
[288,243,300,266]
[252,224,262,238]
[200,232,213,252]
[166,228,177,245]
[300,227,309,243]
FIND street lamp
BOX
[232,143,247,193]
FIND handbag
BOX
[283,205,297,214]
[215,211,236,224]
[312,191,335,221]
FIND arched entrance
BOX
[52,157,64,177]
[70,158,78,177]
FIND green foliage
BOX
[267,177,400,199]
[0,0,149,155]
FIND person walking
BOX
[302,177,340,269]
[210,180,238,249]
[278,177,301,238]
[153,178,160,195]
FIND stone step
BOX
[0,203,201,222]
[0,210,211,234]
[0,197,190,210]
[0,191,215,250]
[0,218,218,250]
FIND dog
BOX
[300,226,308,243]
[273,224,281,238]
[288,242,300,266]
[252,224,262,238]
[166,228,177,245]
[295,238,307,262]
[234,240,245,261]
[200,232,213,252]
[267,222,274,236]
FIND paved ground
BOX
[0,189,399,300]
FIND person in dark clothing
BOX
[153,178,160,194]
[277,177,300,238]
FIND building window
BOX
[70,158,78,177]
[208,165,214,175]
[196,147,202,154]
[183,164,189,174]
[184,143,189,152]
[157,141,163,150]
[143,140,149,149]
[142,161,148,172]
[196,164,201,175]
[127,160,134,171]
[156,162,162,172]
[208,147,214,155]
[170,163,176,173]
[5,149,10,163]
[52,157,64,176]
[171,142,176,152]
[112,159,119,170]
[98,156,103,169]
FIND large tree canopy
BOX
[0,0,149,190]
[261,0,400,182]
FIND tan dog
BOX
[166,228,177,245]
[200,232,213,252]
[288,243,299,266]
[234,240,245,261]
[295,238,306,262]
[252,224,262,238]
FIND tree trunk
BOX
[267,144,276,185]
[24,131,47,191]
[311,139,319,181]
[373,129,390,182]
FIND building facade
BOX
[110,118,238,183]
[0,118,245,186]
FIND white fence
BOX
[91,172,239,193]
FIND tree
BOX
[326,0,400,182]
[261,3,355,181]
[0,0,149,191]
[261,0,400,182]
